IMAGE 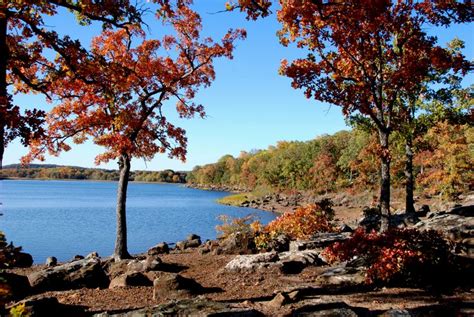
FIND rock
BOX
[0,272,31,300]
[126,259,145,272]
[417,205,430,217]
[225,252,279,272]
[93,298,261,316]
[187,233,201,241]
[415,212,474,257]
[86,251,99,259]
[279,250,324,274]
[289,232,351,252]
[359,212,420,231]
[147,242,169,255]
[144,254,162,271]
[176,238,201,250]
[109,272,152,288]
[46,256,57,267]
[267,292,288,308]
[287,290,301,302]
[265,234,290,252]
[447,205,474,217]
[152,273,202,300]
[294,304,360,317]
[339,224,353,233]
[315,266,366,288]
[8,298,63,316]
[28,258,108,292]
[215,231,256,255]
[225,250,323,273]
[14,252,33,268]
[72,255,84,261]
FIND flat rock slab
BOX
[415,213,474,258]
[93,299,262,317]
[225,250,323,273]
[289,233,352,252]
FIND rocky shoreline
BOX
[3,204,473,316]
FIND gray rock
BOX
[86,251,99,259]
[93,298,261,316]
[46,256,57,267]
[289,232,351,252]
[28,258,108,292]
[315,266,366,288]
[224,252,279,272]
[415,212,474,258]
[147,242,169,255]
[225,250,323,273]
[176,238,201,250]
[144,254,162,271]
[187,233,201,241]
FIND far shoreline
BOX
[0,176,185,186]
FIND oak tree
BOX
[0,1,143,169]
[278,0,473,230]
[25,2,244,260]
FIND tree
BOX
[0,1,144,169]
[278,1,472,230]
[25,3,244,260]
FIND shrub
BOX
[255,203,335,249]
[0,232,23,269]
[215,214,259,239]
[323,228,452,287]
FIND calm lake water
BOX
[0,180,276,263]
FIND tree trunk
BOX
[378,128,391,232]
[113,154,132,260]
[404,135,415,214]
[0,8,8,170]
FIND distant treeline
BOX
[187,122,473,199]
[0,164,187,183]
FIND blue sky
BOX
[5,2,473,171]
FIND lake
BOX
[0,180,276,263]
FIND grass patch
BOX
[217,193,256,206]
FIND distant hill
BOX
[0,164,187,183]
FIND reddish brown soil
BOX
[11,248,474,315]
[8,192,474,315]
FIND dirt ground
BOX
[8,191,474,315]
[10,249,474,315]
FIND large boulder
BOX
[224,250,324,273]
[415,211,474,258]
[225,252,279,273]
[28,258,108,292]
[152,273,203,301]
[214,232,256,255]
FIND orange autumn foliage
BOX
[23,3,245,165]
[255,203,335,249]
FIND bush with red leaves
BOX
[324,228,453,287]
